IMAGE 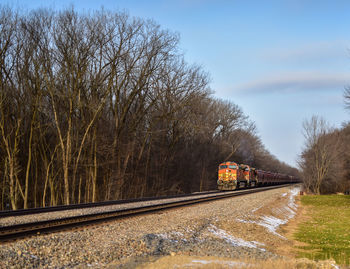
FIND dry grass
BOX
[137,255,338,269]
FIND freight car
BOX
[217,161,298,191]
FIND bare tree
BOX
[344,87,350,111]
[0,8,25,210]
[300,116,342,194]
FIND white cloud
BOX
[235,72,350,94]
[262,41,350,64]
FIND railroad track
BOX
[0,184,293,243]
[0,190,221,218]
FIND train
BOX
[217,161,299,191]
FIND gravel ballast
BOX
[0,185,301,268]
[0,190,241,227]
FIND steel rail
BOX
[0,184,294,243]
[0,190,221,218]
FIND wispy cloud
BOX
[262,41,350,64]
[235,72,350,94]
[170,0,214,9]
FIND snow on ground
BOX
[156,231,188,243]
[237,187,300,239]
[251,204,263,213]
[207,224,266,251]
[182,259,247,268]
[258,216,288,239]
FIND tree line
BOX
[0,7,298,210]
[299,90,350,194]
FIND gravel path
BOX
[0,185,300,268]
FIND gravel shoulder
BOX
[0,184,326,268]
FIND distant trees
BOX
[297,74,350,194]
[344,87,350,110]
[299,116,344,194]
[299,84,350,195]
[298,80,350,194]
[0,7,297,209]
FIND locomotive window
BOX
[228,165,237,169]
[219,165,227,169]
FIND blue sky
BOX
[3,0,350,167]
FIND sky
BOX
[3,0,350,167]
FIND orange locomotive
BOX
[217,162,258,190]
[217,161,239,190]
[217,161,296,190]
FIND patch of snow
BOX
[157,233,170,239]
[172,231,184,237]
[237,187,300,238]
[191,259,247,267]
[251,205,263,213]
[259,216,288,239]
[157,233,179,243]
[283,206,295,216]
[288,188,299,210]
[207,224,265,251]
[251,240,265,246]
[191,259,211,265]
[282,192,288,197]
[236,216,287,239]
[236,218,254,224]
[155,231,190,244]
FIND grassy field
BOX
[295,194,350,265]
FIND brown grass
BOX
[136,255,338,269]
[275,197,311,257]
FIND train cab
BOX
[217,161,239,190]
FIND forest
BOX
[0,7,298,210]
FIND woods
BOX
[299,115,350,194]
[0,7,297,210]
